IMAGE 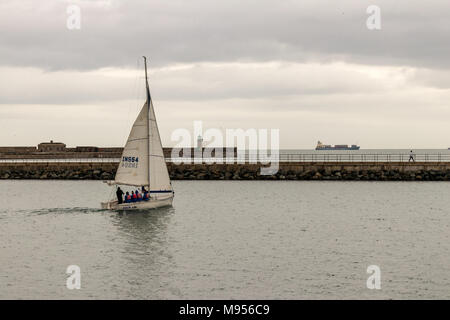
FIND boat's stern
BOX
[101,200,119,210]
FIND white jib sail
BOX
[114,103,150,187]
[148,99,173,193]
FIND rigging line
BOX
[122,58,140,146]
[144,56,152,191]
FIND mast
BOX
[143,56,151,189]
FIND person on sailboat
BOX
[131,191,137,202]
[124,191,131,203]
[116,187,124,204]
[136,190,142,201]
[141,186,149,200]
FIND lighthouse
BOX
[196,135,203,149]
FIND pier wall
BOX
[1,162,450,181]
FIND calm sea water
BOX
[1,180,450,299]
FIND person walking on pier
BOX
[116,187,124,204]
[409,150,415,162]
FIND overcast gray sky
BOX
[1,0,449,148]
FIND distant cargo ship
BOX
[316,141,360,150]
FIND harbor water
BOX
[1,180,450,299]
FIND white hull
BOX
[101,196,173,211]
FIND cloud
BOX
[0,0,449,70]
[0,62,416,104]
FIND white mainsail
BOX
[148,99,172,193]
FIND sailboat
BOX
[101,57,174,210]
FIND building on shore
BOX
[73,146,99,153]
[0,146,37,154]
[0,141,237,159]
[37,141,66,153]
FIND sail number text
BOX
[122,156,139,168]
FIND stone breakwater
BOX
[1,162,450,181]
[0,163,119,180]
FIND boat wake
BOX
[28,207,105,215]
